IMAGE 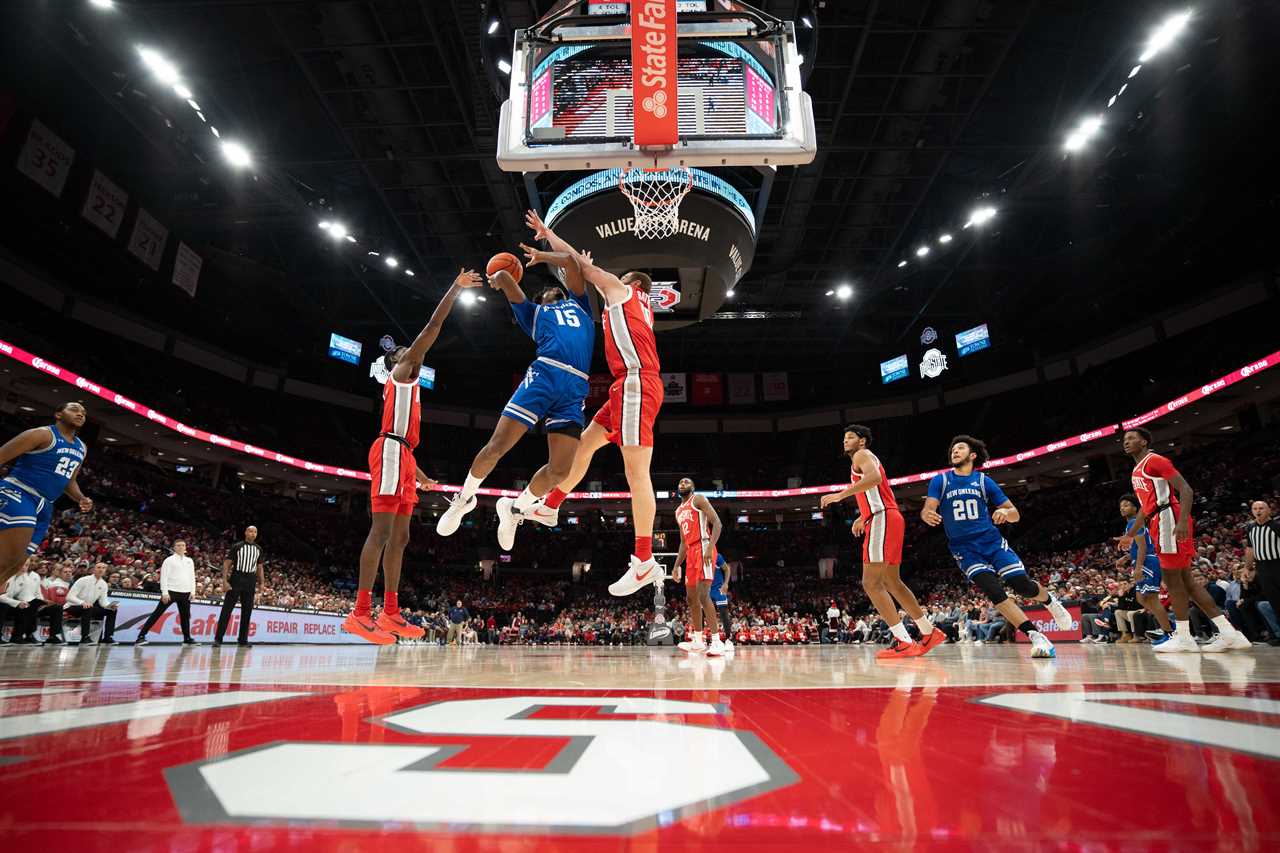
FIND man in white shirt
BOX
[0,558,43,644]
[134,540,197,645]
[65,562,118,645]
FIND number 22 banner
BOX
[82,169,130,239]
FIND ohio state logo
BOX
[642,89,669,118]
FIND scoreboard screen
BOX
[956,324,991,357]
[328,333,361,365]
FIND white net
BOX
[618,167,693,240]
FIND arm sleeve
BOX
[510,301,536,337]
[926,474,944,502]
[0,578,19,606]
[66,578,86,607]
[159,557,172,595]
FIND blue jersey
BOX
[1125,518,1161,573]
[510,291,594,377]
[710,556,729,605]
[6,425,86,502]
[927,470,1009,545]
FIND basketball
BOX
[486,252,523,284]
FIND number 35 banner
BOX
[82,169,130,239]
[16,119,75,198]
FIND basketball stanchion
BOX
[645,552,680,646]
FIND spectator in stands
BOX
[65,562,118,645]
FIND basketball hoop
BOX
[619,167,692,240]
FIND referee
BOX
[1244,500,1280,634]
[215,525,264,647]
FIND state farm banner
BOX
[762,371,789,401]
[729,372,756,405]
[661,372,687,403]
[691,372,722,405]
[631,0,678,146]
[1016,605,1083,643]
[104,592,364,644]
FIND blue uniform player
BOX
[1118,493,1175,647]
[922,434,1071,658]
[710,553,733,650]
[437,243,596,552]
[0,402,92,587]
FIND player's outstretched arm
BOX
[0,428,53,466]
[991,501,1020,525]
[518,243,587,297]
[393,268,483,383]
[574,251,630,305]
[525,209,578,256]
[488,268,526,304]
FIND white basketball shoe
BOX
[608,556,659,597]
[435,493,476,536]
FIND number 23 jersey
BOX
[926,470,1009,545]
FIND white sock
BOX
[513,486,538,513]
[889,622,911,643]
[460,473,483,501]
[1176,620,1192,638]
[914,616,933,635]
[1211,615,1235,634]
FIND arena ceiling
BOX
[1,0,1277,384]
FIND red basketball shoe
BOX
[376,610,425,640]
[876,639,924,660]
[342,612,397,645]
[917,628,947,655]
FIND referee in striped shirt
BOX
[1244,500,1280,633]
[215,526,264,647]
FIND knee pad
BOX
[972,571,1008,605]
[1006,572,1040,599]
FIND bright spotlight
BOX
[726,289,736,298]
[220,140,252,168]
[318,221,331,230]
[460,290,478,305]
[497,59,512,75]
[1128,64,1142,79]
[1064,115,1103,153]
[915,245,930,258]
[89,0,115,10]
[1140,11,1192,62]
[384,256,399,268]
[835,284,853,300]
[825,290,834,296]
[965,205,998,228]
[488,19,500,35]
[173,83,193,99]
[187,99,202,112]
[477,295,487,302]
[327,223,348,240]
[344,235,357,243]
[801,16,813,28]
[897,260,908,268]
[137,47,182,86]
[405,269,415,277]
[938,233,953,244]
[210,126,220,137]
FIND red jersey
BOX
[851,450,899,516]
[675,495,717,573]
[1130,451,1181,518]
[602,284,660,377]
[379,377,421,449]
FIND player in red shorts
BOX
[1121,427,1249,653]
[671,478,726,657]
[521,210,665,597]
[343,268,482,644]
[821,425,945,660]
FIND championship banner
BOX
[691,372,723,405]
[81,169,129,239]
[1016,605,1083,643]
[128,207,169,270]
[661,372,687,403]
[102,592,365,645]
[172,241,202,297]
[16,119,75,198]
[631,0,678,146]
[729,372,756,405]
[762,371,789,401]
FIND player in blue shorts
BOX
[0,401,93,587]
[710,553,733,651]
[922,435,1071,658]
[436,244,595,551]
[1117,493,1175,648]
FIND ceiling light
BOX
[897,260,908,268]
[497,59,512,75]
[196,112,206,122]
[801,16,813,29]
[318,221,331,230]
[1064,115,1103,153]
[726,289,736,298]
[89,0,115,9]
[405,269,415,277]
[965,205,998,228]
[177,457,187,462]
[1140,11,1192,62]
[488,19,500,35]
[366,250,380,256]
[477,295,487,302]
[824,290,834,296]
[460,291,477,305]
[938,233,952,244]
[105,436,117,442]
[915,246,930,258]
[186,99,201,112]
[18,405,34,412]
[137,47,181,86]
[835,284,853,300]
[173,83,193,99]
[220,140,252,168]
[1118,83,1128,96]
[345,235,357,243]
[1128,64,1142,79]
[210,126,220,138]
[384,256,399,268]
[327,223,348,240]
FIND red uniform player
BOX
[522,210,666,598]
[343,268,482,645]
[1121,427,1248,653]
[821,425,945,660]
[671,479,725,656]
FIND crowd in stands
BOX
[3,417,1278,647]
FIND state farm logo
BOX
[1201,379,1226,395]
[31,357,61,377]
[641,89,668,118]
[1165,396,1189,412]
[636,3,672,90]
[75,376,101,394]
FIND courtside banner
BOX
[1016,605,1083,643]
[106,592,365,645]
[0,339,1275,500]
[631,0,678,146]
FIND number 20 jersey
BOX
[926,469,1009,545]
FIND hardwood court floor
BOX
[2,642,1277,851]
